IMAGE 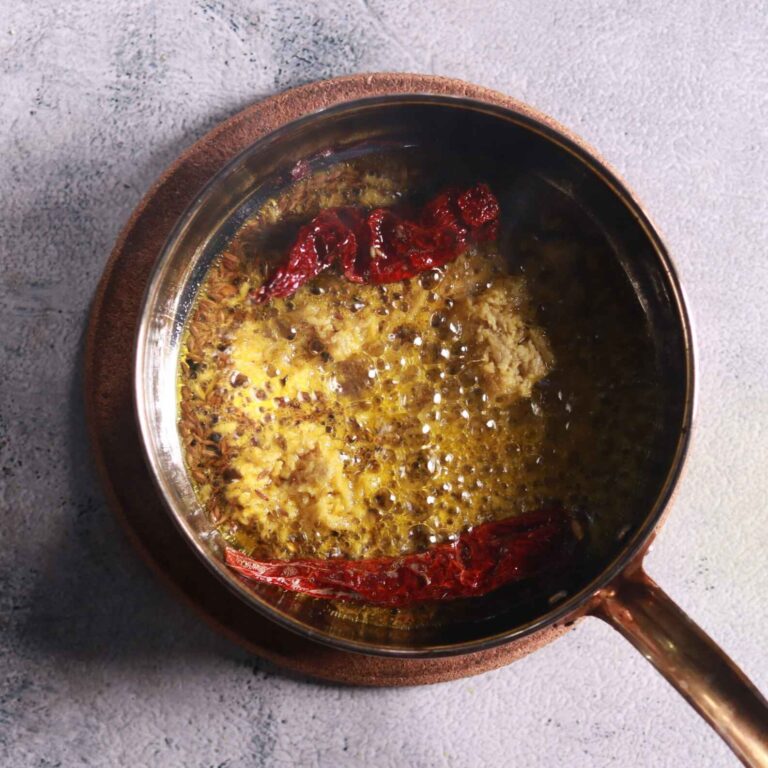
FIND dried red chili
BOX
[224,507,577,607]
[252,183,499,303]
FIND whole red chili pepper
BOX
[224,507,577,607]
[252,183,499,303]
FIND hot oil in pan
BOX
[177,149,668,628]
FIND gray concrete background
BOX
[1,1,766,766]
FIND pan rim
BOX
[134,87,696,658]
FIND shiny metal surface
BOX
[135,94,695,654]
[597,569,768,767]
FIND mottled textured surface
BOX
[1,1,766,766]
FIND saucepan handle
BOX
[593,567,768,767]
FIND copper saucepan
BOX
[133,76,768,765]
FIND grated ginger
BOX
[181,243,552,559]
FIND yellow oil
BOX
[178,158,667,573]
[181,242,551,559]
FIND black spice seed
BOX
[230,372,248,387]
